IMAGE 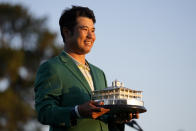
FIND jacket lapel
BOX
[88,62,100,91]
[59,51,92,96]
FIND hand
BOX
[92,102,110,119]
[112,112,139,124]
[78,100,110,119]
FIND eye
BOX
[79,26,88,32]
[92,28,95,33]
[82,27,88,31]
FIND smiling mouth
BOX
[84,41,92,45]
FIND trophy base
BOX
[99,105,147,114]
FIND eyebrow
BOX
[79,25,95,30]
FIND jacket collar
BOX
[59,51,93,96]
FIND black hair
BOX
[59,6,96,43]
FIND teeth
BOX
[85,41,91,45]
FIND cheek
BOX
[93,34,96,42]
[75,34,83,44]
[79,33,87,40]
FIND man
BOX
[34,6,137,131]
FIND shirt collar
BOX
[64,51,90,71]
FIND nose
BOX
[87,31,94,39]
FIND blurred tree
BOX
[0,3,62,131]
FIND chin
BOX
[77,49,91,55]
[83,50,91,55]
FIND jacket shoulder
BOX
[88,63,104,73]
[38,56,62,70]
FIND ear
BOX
[63,27,71,41]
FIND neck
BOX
[65,50,86,65]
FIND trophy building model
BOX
[92,80,147,113]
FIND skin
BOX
[64,17,96,65]
[63,16,138,121]
[63,16,105,118]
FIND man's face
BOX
[66,16,96,55]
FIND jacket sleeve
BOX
[34,61,73,127]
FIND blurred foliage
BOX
[0,3,62,131]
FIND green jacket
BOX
[34,51,108,131]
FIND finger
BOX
[89,102,107,112]
[90,100,100,106]
[91,108,110,119]
[132,113,139,119]
[99,101,104,105]
[92,112,103,119]
[136,113,139,119]
[129,113,133,120]
[100,108,110,112]
[89,101,99,109]
[91,106,102,112]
